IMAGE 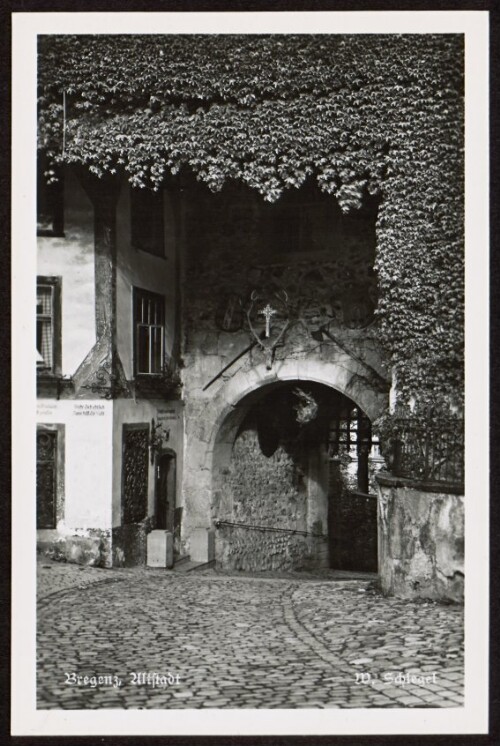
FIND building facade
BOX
[36,166,390,571]
[34,33,466,600]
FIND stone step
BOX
[173,554,190,566]
[174,558,216,573]
[188,560,216,573]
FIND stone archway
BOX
[180,356,388,566]
[213,381,384,572]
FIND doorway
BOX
[326,403,379,572]
[155,451,177,538]
[212,381,381,573]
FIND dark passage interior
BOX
[213,382,383,573]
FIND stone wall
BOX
[215,426,317,571]
[185,181,379,338]
[37,528,112,568]
[376,474,464,602]
[179,180,389,557]
[181,356,388,553]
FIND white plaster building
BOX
[36,166,391,571]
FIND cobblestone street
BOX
[37,559,464,710]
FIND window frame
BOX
[132,287,166,377]
[36,276,62,376]
[121,422,150,525]
[36,424,65,530]
[327,405,379,457]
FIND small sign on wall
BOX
[73,403,106,417]
[36,402,58,419]
[157,408,179,425]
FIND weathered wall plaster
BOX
[376,474,464,602]
[36,399,113,565]
[37,169,96,375]
[116,184,177,379]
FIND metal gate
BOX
[329,487,378,572]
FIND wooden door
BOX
[155,454,176,532]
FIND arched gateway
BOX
[181,357,388,572]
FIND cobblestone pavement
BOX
[37,559,464,709]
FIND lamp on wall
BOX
[148,417,170,464]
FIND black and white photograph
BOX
[11,8,489,737]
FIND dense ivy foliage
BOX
[38,34,464,420]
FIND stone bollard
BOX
[147,530,174,569]
[190,528,215,563]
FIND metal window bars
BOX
[134,290,165,375]
[36,284,54,369]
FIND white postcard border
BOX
[12,9,489,736]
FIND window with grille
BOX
[327,404,381,494]
[133,288,165,376]
[122,425,149,525]
[37,277,61,374]
[327,405,378,458]
[130,187,165,257]
[36,429,57,529]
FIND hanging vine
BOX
[37,33,464,433]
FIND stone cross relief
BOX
[245,291,290,370]
[258,304,277,338]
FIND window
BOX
[37,154,64,236]
[133,288,165,376]
[37,277,61,374]
[36,428,58,529]
[130,187,165,257]
[327,406,375,457]
[122,425,149,525]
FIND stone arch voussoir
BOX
[181,357,388,545]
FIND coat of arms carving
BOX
[246,289,290,369]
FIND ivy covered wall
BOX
[38,34,464,432]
